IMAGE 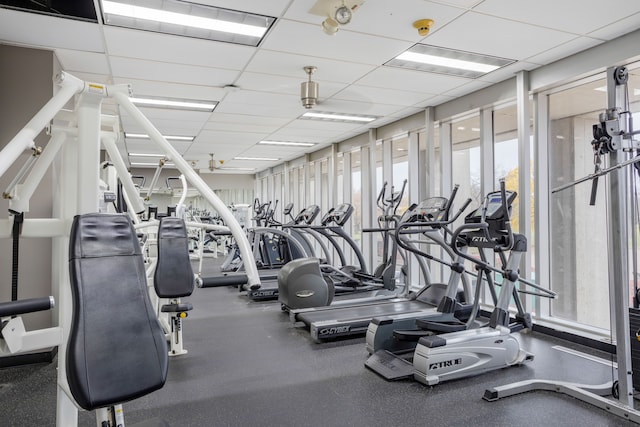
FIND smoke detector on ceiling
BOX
[301,66,319,109]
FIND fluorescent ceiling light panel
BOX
[301,111,378,123]
[130,96,217,112]
[125,132,195,142]
[101,1,275,46]
[128,153,166,157]
[258,140,315,147]
[234,156,279,161]
[387,44,514,79]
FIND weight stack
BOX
[629,307,640,391]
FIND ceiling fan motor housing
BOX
[301,80,319,108]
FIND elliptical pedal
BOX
[364,350,414,381]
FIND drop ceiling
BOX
[1,0,640,174]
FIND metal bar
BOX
[113,90,261,288]
[0,72,84,181]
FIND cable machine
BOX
[485,65,640,423]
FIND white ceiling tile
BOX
[194,130,269,146]
[205,121,283,134]
[4,0,640,170]
[206,113,290,128]
[120,113,206,135]
[441,79,495,98]
[261,20,413,66]
[234,72,310,96]
[109,57,240,87]
[217,91,305,118]
[356,67,469,93]
[524,37,604,66]
[474,0,640,35]
[588,12,640,41]
[189,0,291,17]
[246,50,376,83]
[0,9,104,52]
[424,11,576,60]
[55,49,110,75]
[103,26,256,70]
[284,0,465,41]
[334,85,438,106]
[433,0,485,8]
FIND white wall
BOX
[0,44,54,330]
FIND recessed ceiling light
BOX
[471,127,480,132]
[258,140,316,147]
[130,97,217,112]
[101,1,275,46]
[301,111,378,123]
[457,126,465,130]
[128,153,166,157]
[125,133,195,142]
[219,167,256,171]
[387,44,514,78]
[234,156,280,161]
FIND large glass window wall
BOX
[548,75,610,330]
[251,59,640,341]
[351,150,362,248]
[451,115,482,228]
[392,137,409,213]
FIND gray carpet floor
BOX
[0,268,636,426]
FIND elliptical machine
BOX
[408,180,555,385]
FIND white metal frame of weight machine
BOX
[0,71,261,426]
[484,65,640,424]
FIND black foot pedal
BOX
[364,350,414,381]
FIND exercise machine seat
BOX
[154,217,195,300]
[67,213,168,411]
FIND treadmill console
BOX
[330,203,354,227]
[402,197,448,223]
[295,205,320,225]
[465,190,517,232]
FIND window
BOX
[452,115,482,228]
[351,150,362,247]
[392,136,409,213]
[548,76,609,330]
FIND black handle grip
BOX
[0,296,54,318]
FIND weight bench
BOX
[67,213,169,426]
[154,216,195,356]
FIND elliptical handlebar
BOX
[497,178,514,251]
[392,179,408,216]
[442,184,459,221]
[377,181,388,211]
[396,197,472,233]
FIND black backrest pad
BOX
[154,217,195,298]
[67,213,168,411]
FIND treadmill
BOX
[250,203,374,301]
[198,204,321,291]
[287,187,474,342]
